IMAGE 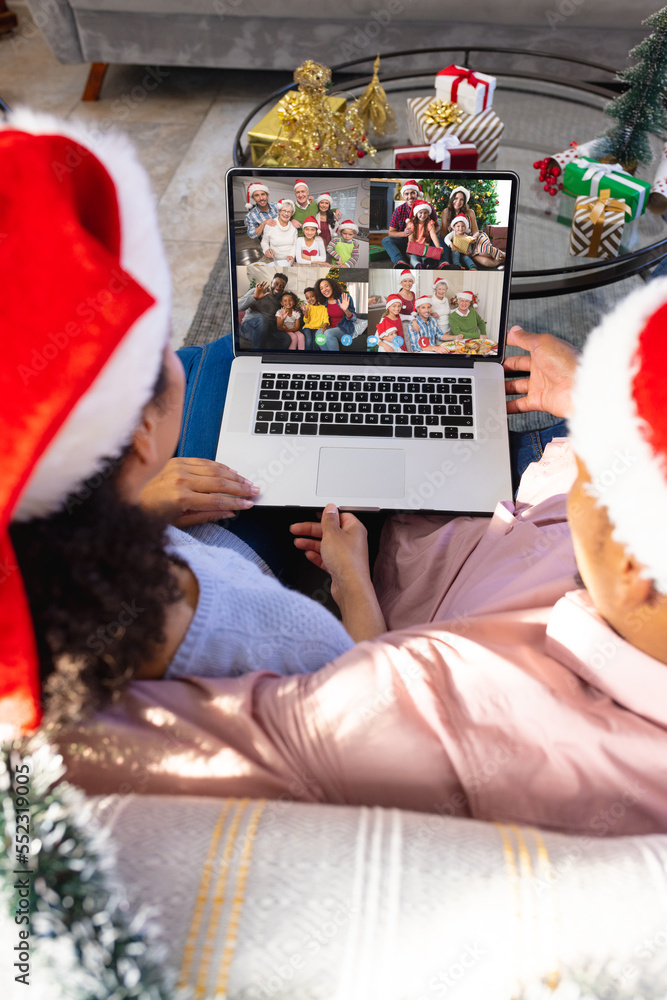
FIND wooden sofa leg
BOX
[0,2,18,34]
[82,63,109,102]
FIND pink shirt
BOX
[53,441,667,835]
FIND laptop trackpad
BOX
[316,447,405,498]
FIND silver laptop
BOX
[217,166,518,513]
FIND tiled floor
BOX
[0,1,293,346]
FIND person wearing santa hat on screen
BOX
[6,111,667,841]
[381,179,440,268]
[290,178,316,234]
[448,289,486,340]
[243,181,279,240]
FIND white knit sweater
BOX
[261,219,298,261]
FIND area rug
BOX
[184,239,648,431]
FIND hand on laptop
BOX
[139,457,260,528]
[290,504,386,641]
[503,326,580,419]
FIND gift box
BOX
[562,157,651,221]
[434,65,496,116]
[407,97,503,162]
[569,191,632,259]
[407,241,442,260]
[393,137,478,171]
[248,91,347,166]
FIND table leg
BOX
[0,1,18,34]
[82,62,109,102]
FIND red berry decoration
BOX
[558,182,563,190]
[357,150,365,158]
[548,187,558,196]
[550,166,560,176]
[533,160,542,169]
[544,183,551,191]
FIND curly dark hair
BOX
[314,276,344,303]
[9,363,183,726]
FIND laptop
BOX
[217,166,519,513]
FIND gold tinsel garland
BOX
[265,59,376,169]
[351,55,397,137]
[422,99,464,130]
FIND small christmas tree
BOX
[418,178,500,230]
[593,6,667,170]
[325,266,348,292]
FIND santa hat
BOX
[401,179,421,196]
[294,178,309,190]
[412,199,433,217]
[569,277,667,594]
[0,109,170,735]
[301,216,320,232]
[338,219,358,233]
[450,186,471,202]
[277,198,295,213]
[415,295,432,309]
[400,269,413,279]
[386,293,403,307]
[450,213,471,231]
[314,192,332,205]
[433,276,449,287]
[245,180,269,210]
[457,290,474,301]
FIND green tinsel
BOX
[593,6,667,168]
[0,740,180,1000]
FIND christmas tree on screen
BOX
[417,178,500,229]
[593,6,667,169]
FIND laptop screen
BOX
[227,168,517,361]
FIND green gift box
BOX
[562,157,650,221]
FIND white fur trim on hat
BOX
[245,181,269,210]
[277,198,295,213]
[450,214,471,231]
[433,276,448,287]
[301,216,320,231]
[338,219,358,233]
[400,269,413,278]
[569,277,667,593]
[450,186,470,202]
[294,178,309,190]
[8,108,170,522]
[412,200,433,217]
[401,180,421,196]
[415,295,431,308]
[457,290,473,301]
[314,192,332,204]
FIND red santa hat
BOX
[412,199,433,217]
[400,269,413,279]
[569,278,667,593]
[245,180,269,210]
[338,219,358,233]
[433,276,449,287]
[301,216,320,232]
[314,192,332,205]
[415,295,432,309]
[401,179,421,196]
[277,198,295,213]
[450,213,471,231]
[0,109,170,736]
[457,290,474,301]
[294,178,309,190]
[386,293,403,307]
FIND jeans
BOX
[451,251,477,269]
[175,335,567,570]
[381,235,410,265]
[302,327,321,350]
[240,313,291,350]
[320,326,347,351]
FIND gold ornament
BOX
[423,99,464,131]
[262,59,376,169]
[351,55,397,137]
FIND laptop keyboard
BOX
[253,372,474,440]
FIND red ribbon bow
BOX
[439,64,490,110]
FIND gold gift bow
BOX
[583,188,632,258]
[423,99,464,131]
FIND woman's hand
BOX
[139,457,259,528]
[290,505,386,641]
[264,249,275,260]
[339,293,351,312]
[286,255,295,265]
[503,326,581,419]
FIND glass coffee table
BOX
[234,47,667,302]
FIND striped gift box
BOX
[569,192,630,259]
[407,97,504,162]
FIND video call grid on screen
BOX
[228,169,517,361]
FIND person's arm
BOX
[260,229,272,256]
[290,505,386,641]
[275,309,287,331]
[503,326,581,417]
[245,210,259,240]
[315,238,327,262]
[476,311,487,338]
[327,238,341,263]
[347,240,360,266]
[469,211,479,235]
[448,312,462,339]
[139,457,259,527]
[388,207,412,238]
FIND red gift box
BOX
[407,241,442,260]
[393,141,479,171]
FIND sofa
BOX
[23,0,662,100]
